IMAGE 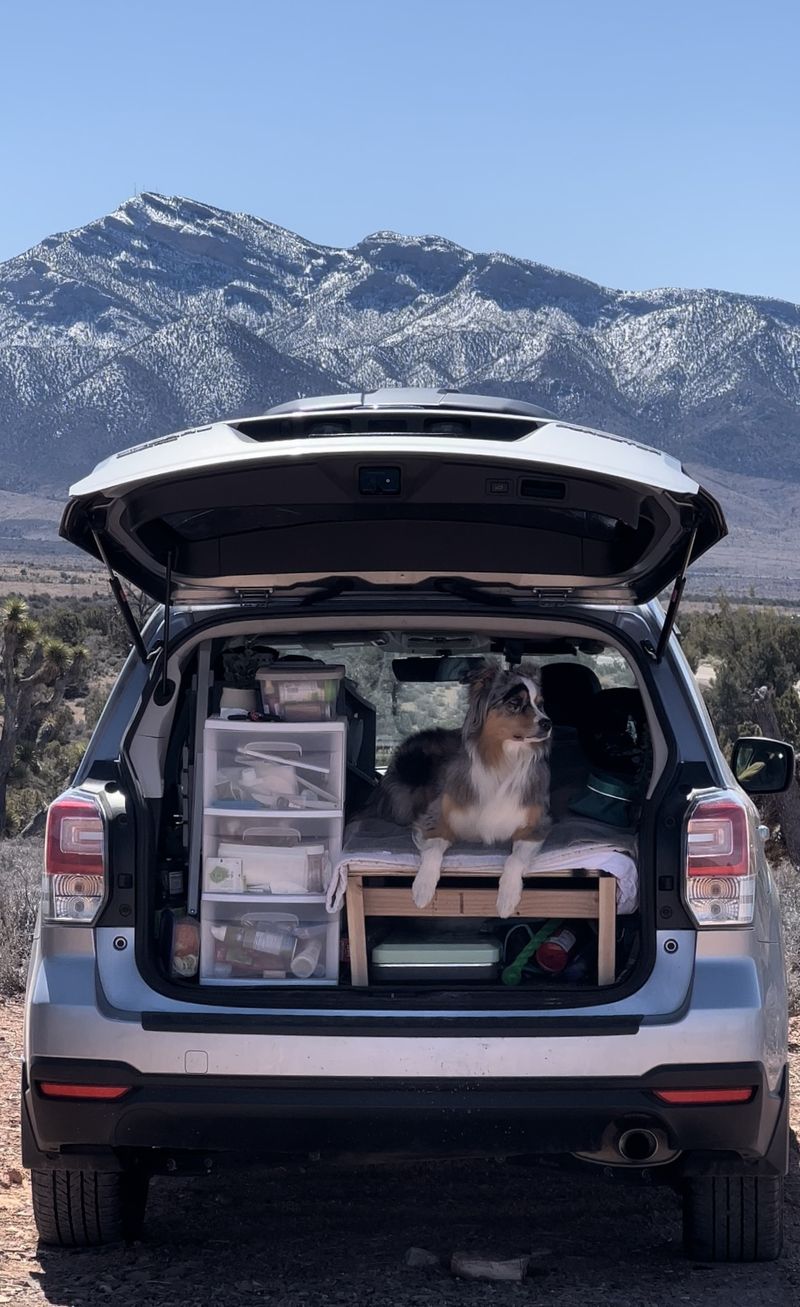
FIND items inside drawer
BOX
[204,726,343,813]
[199,899,338,984]
[202,815,339,896]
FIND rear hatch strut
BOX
[91,528,152,665]
[646,526,697,663]
[92,528,176,702]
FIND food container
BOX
[255,666,344,721]
[370,937,501,983]
[163,911,201,979]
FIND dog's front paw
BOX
[411,868,439,909]
[496,861,524,918]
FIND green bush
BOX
[0,838,42,995]
[681,598,800,750]
[775,861,800,1016]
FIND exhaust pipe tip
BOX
[573,1122,678,1168]
[617,1128,660,1162]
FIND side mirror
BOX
[731,736,795,795]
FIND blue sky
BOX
[1,0,798,301]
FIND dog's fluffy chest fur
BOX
[445,749,539,844]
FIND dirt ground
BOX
[1,1000,799,1307]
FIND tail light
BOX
[684,791,756,926]
[43,790,107,924]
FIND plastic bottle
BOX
[290,935,323,978]
[535,927,577,974]
[210,922,294,965]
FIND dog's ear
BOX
[462,659,497,692]
[518,662,542,692]
[461,660,498,741]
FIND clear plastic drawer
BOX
[199,899,338,985]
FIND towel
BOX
[326,816,638,915]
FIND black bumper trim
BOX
[140,1011,643,1037]
[24,1058,787,1175]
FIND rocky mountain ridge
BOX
[2,191,800,494]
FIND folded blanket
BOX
[326,816,638,915]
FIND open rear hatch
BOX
[69,395,727,1008]
[60,398,726,605]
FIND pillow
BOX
[568,769,642,828]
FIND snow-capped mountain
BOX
[2,191,800,493]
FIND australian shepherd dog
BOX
[377,662,552,917]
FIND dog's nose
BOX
[539,716,552,732]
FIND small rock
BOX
[451,1253,530,1282]
[405,1246,440,1268]
[6,1169,24,1186]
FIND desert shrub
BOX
[681,599,800,750]
[83,683,111,733]
[774,861,800,1017]
[0,594,132,832]
[0,838,42,995]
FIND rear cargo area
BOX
[133,623,657,1003]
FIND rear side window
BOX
[537,650,637,690]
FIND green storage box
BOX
[370,936,501,982]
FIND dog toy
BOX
[501,919,561,986]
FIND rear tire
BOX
[31,1168,149,1247]
[682,1173,783,1262]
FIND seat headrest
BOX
[540,662,601,728]
[578,688,649,779]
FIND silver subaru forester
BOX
[22,389,793,1260]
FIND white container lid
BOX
[372,939,501,965]
[256,665,345,682]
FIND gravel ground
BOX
[2,999,799,1307]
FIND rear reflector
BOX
[37,1082,130,1101]
[652,1087,755,1105]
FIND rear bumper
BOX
[23,1058,788,1178]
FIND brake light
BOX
[684,791,755,926]
[43,791,106,923]
[653,1088,754,1105]
[38,1082,130,1101]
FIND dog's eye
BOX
[507,695,526,713]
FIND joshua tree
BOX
[0,598,86,834]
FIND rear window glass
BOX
[244,640,637,765]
